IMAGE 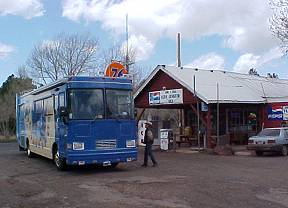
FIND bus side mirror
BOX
[59,107,68,124]
[59,106,68,117]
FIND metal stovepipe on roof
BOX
[176,33,181,68]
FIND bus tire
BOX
[255,151,263,156]
[26,140,34,158]
[53,148,66,171]
[110,163,119,168]
[19,145,25,151]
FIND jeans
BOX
[144,143,157,165]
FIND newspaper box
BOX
[160,129,173,150]
[137,120,147,146]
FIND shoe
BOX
[141,164,147,167]
[152,163,158,167]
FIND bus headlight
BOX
[126,140,136,148]
[73,142,84,150]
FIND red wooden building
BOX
[134,65,288,148]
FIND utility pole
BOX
[176,33,181,68]
[176,33,183,137]
[125,14,129,72]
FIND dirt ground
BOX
[0,142,288,208]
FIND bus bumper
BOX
[65,149,137,166]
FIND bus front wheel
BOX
[109,163,119,168]
[53,149,66,171]
[26,140,34,158]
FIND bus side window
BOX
[44,97,53,116]
[59,93,65,107]
[54,95,58,113]
[35,100,43,114]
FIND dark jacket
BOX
[144,127,154,144]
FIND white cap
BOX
[145,121,152,126]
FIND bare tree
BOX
[248,68,259,76]
[270,0,288,54]
[17,65,29,79]
[100,42,135,70]
[267,72,279,78]
[99,42,149,89]
[27,33,99,84]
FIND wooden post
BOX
[206,104,212,148]
[216,83,219,146]
[178,109,183,135]
[260,104,265,130]
[190,104,207,127]
[225,108,229,134]
[136,108,146,123]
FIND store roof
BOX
[134,65,288,104]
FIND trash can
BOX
[160,129,173,150]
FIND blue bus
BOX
[16,76,137,170]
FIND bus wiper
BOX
[114,115,121,122]
[93,114,104,121]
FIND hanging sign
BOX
[267,104,286,120]
[283,106,288,121]
[201,102,208,112]
[149,89,183,105]
[104,62,128,78]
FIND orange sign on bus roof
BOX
[104,62,128,78]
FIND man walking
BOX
[142,121,158,167]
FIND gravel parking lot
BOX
[0,142,288,208]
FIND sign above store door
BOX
[149,89,183,105]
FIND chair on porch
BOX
[230,131,247,145]
[177,126,197,147]
[214,134,231,146]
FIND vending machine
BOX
[160,129,173,150]
[137,120,147,146]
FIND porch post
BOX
[136,108,146,123]
[189,104,207,126]
[206,104,212,148]
[259,104,265,130]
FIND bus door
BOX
[43,96,55,158]
[55,93,67,156]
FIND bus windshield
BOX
[68,89,104,120]
[106,89,133,119]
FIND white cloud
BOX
[0,0,44,19]
[61,0,281,61]
[233,47,283,73]
[233,54,260,73]
[185,53,225,69]
[0,43,15,59]
[124,35,154,61]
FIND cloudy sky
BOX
[0,0,287,85]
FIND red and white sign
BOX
[149,89,183,105]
